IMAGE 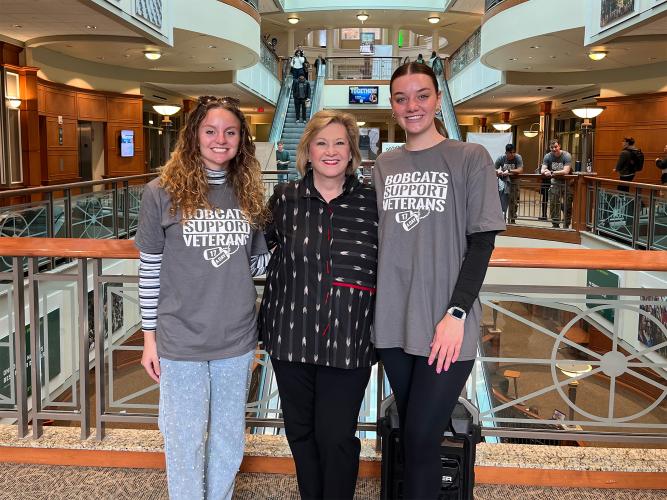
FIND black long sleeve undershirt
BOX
[448,230,499,314]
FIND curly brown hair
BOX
[159,96,268,226]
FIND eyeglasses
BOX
[197,95,240,107]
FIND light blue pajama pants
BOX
[158,350,254,500]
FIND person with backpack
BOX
[655,144,667,185]
[615,137,644,191]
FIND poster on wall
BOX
[349,86,379,104]
[600,0,635,27]
[638,296,667,358]
[360,32,375,55]
[359,128,380,160]
[466,132,513,162]
[586,269,619,324]
[88,283,124,351]
[0,310,61,403]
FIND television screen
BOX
[349,86,378,105]
[120,130,134,157]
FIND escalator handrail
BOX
[308,62,326,119]
[435,63,462,141]
[268,70,294,145]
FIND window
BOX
[340,28,381,40]
[1,69,23,185]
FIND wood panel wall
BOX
[593,92,667,183]
[36,80,144,185]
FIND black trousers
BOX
[377,348,474,500]
[618,174,634,192]
[294,98,307,121]
[271,358,371,500]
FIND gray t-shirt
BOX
[373,140,506,360]
[542,151,572,184]
[135,178,267,361]
[495,153,523,192]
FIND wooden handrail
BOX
[1,238,666,270]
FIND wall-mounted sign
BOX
[349,86,378,105]
[360,32,375,55]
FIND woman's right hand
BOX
[141,331,161,383]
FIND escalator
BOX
[268,62,326,175]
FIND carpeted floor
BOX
[0,464,666,499]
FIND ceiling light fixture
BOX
[288,17,299,24]
[492,122,512,131]
[588,50,607,61]
[6,98,21,109]
[86,25,97,30]
[356,13,369,22]
[522,122,540,138]
[428,16,440,24]
[572,107,604,119]
[356,121,366,126]
[153,104,181,116]
[143,50,162,61]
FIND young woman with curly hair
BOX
[135,96,270,500]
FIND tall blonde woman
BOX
[136,96,270,500]
[259,110,378,499]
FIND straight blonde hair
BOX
[295,110,362,177]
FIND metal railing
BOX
[450,28,480,77]
[0,174,156,271]
[485,0,507,11]
[326,57,403,80]
[260,38,279,76]
[1,240,666,446]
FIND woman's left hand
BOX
[428,314,464,373]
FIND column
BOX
[326,29,334,58]
[409,30,416,48]
[389,28,400,58]
[287,29,295,54]
[539,101,552,163]
[432,29,439,52]
[387,121,396,143]
[306,31,313,47]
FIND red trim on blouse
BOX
[332,282,376,293]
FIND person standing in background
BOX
[541,139,573,228]
[292,74,311,124]
[615,137,643,191]
[656,144,667,185]
[275,141,290,183]
[495,144,524,223]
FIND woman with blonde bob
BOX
[136,96,270,500]
[259,110,378,499]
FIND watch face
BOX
[451,308,465,319]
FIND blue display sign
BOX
[349,86,379,105]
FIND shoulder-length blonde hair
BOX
[295,110,362,177]
[159,96,268,226]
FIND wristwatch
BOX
[447,306,467,321]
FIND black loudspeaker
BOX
[379,397,481,500]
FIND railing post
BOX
[77,258,90,439]
[11,257,28,438]
[375,362,384,452]
[28,257,43,439]
[112,182,119,239]
[93,259,106,440]
[572,175,586,232]
[631,186,641,249]
[123,180,130,238]
[646,190,656,249]
[64,188,72,239]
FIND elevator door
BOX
[78,121,93,182]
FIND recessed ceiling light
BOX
[288,17,299,24]
[428,16,440,24]
[208,45,217,49]
[588,50,607,61]
[545,86,554,90]
[144,50,162,61]
[223,57,232,61]
[86,25,97,30]
[13,24,22,28]
[509,57,518,61]
[550,55,557,59]
[356,13,369,22]
[528,56,533,59]
[208,66,215,69]
[530,45,540,49]
[97,56,104,60]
